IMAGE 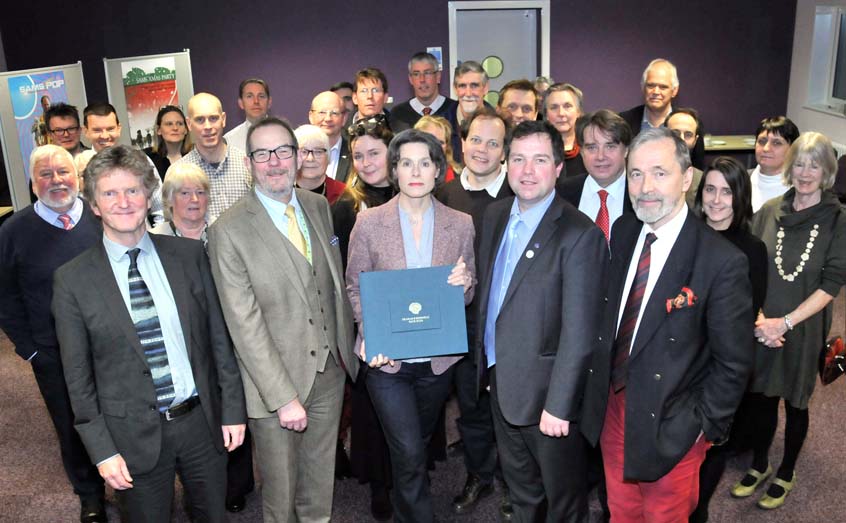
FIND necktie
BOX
[127,248,175,412]
[484,216,522,368]
[595,190,610,243]
[422,107,432,116]
[58,214,73,230]
[285,205,308,259]
[611,233,657,392]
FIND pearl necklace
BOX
[775,224,819,282]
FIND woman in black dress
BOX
[688,156,768,522]
[143,105,192,181]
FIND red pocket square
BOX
[666,286,697,313]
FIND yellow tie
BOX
[285,204,308,258]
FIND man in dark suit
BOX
[557,109,634,243]
[0,145,105,523]
[581,127,753,523]
[476,120,609,521]
[53,145,247,523]
[309,91,352,183]
[389,51,458,132]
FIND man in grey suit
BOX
[208,116,357,522]
[53,145,247,522]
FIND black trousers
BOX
[453,355,497,483]
[117,405,227,523]
[30,349,104,501]
[226,427,254,501]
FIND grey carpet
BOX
[1,289,843,522]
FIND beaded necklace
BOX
[774,224,819,282]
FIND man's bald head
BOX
[309,91,346,143]
[187,93,224,118]
[186,93,227,157]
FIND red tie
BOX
[422,107,432,116]
[595,189,610,243]
[611,232,657,392]
[58,214,73,230]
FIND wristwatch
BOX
[783,314,794,331]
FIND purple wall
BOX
[1,0,795,136]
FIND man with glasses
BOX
[389,52,458,132]
[45,103,88,157]
[351,68,390,124]
[177,93,251,223]
[308,91,352,182]
[224,78,272,153]
[209,116,357,522]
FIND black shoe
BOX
[225,495,246,513]
[370,483,392,521]
[80,498,107,523]
[335,441,353,480]
[499,488,514,522]
[453,474,494,514]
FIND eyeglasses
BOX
[347,114,389,137]
[357,87,384,96]
[249,145,296,163]
[300,148,327,159]
[309,109,343,119]
[410,70,437,79]
[50,126,80,136]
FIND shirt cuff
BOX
[96,454,120,467]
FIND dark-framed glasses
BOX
[50,126,80,136]
[249,145,296,163]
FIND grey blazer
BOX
[345,195,476,374]
[208,189,356,418]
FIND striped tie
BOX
[127,248,175,412]
[611,233,657,392]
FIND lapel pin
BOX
[526,250,535,259]
[533,243,540,248]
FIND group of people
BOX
[0,52,844,523]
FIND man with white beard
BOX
[446,61,492,164]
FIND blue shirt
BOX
[102,232,197,405]
[255,188,313,262]
[399,202,435,363]
[34,197,83,229]
[484,190,556,367]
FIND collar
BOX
[459,164,507,197]
[643,202,688,239]
[34,197,84,226]
[254,186,302,215]
[584,170,626,201]
[751,164,785,182]
[509,189,556,228]
[641,105,672,128]
[103,231,154,262]
[410,95,446,115]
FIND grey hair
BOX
[640,58,679,89]
[628,126,691,173]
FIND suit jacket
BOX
[475,194,609,426]
[619,104,706,170]
[345,195,475,374]
[208,189,356,418]
[335,135,352,184]
[52,234,246,474]
[580,211,753,481]
[556,173,635,223]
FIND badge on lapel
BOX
[329,235,339,246]
[666,286,697,313]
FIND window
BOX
[808,6,846,116]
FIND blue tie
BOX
[127,248,175,412]
[484,216,523,368]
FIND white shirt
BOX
[410,95,446,115]
[616,204,689,353]
[750,165,789,212]
[577,172,626,237]
[223,120,252,153]
[326,138,343,180]
[459,164,507,197]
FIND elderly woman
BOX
[729,132,845,510]
[346,129,475,523]
[151,163,209,246]
[144,105,192,181]
[544,83,586,177]
[414,115,460,183]
[749,116,800,212]
[689,157,768,523]
[293,124,346,204]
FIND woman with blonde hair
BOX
[415,115,460,182]
[151,162,210,246]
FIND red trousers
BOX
[600,387,710,523]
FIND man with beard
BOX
[445,61,492,164]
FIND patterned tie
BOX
[422,107,432,116]
[127,248,175,412]
[611,233,657,392]
[595,190,610,243]
[285,205,308,259]
[58,214,73,230]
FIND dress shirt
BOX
[177,144,252,223]
[102,232,197,404]
[399,202,435,363]
[410,95,446,115]
[485,190,556,366]
[326,138,342,180]
[223,120,252,153]
[640,105,672,131]
[34,197,84,229]
[459,164,508,197]
[255,189,313,262]
[616,204,689,353]
[577,172,626,235]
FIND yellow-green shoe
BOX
[730,464,772,498]
[757,473,796,510]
